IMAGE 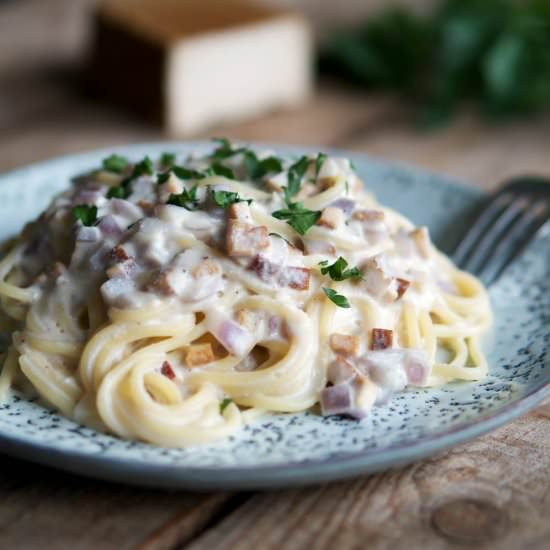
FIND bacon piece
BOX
[329,333,360,356]
[161,361,176,380]
[147,271,175,295]
[318,206,343,230]
[108,245,131,263]
[227,201,251,221]
[327,356,356,385]
[396,278,411,300]
[370,328,393,350]
[248,256,310,290]
[97,215,123,239]
[320,383,354,416]
[278,266,310,290]
[226,220,269,257]
[106,258,136,279]
[185,343,216,367]
[362,256,395,301]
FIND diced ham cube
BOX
[330,198,355,215]
[370,328,393,350]
[106,258,136,279]
[320,383,354,416]
[362,256,396,301]
[227,201,251,221]
[108,245,131,263]
[147,270,175,295]
[226,220,269,257]
[318,206,343,229]
[247,255,280,283]
[329,333,360,356]
[404,349,430,385]
[207,311,254,357]
[277,266,310,290]
[97,214,123,239]
[185,343,216,367]
[327,356,356,385]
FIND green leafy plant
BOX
[321,0,550,126]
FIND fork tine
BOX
[453,193,513,267]
[458,196,528,274]
[480,204,550,285]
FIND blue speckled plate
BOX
[0,143,548,490]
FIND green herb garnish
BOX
[322,287,351,308]
[284,156,310,203]
[73,204,98,226]
[220,397,233,414]
[315,153,327,178]
[211,189,251,208]
[272,202,321,236]
[319,256,363,281]
[207,162,236,180]
[322,0,550,127]
[211,138,245,159]
[102,154,128,173]
[167,185,199,210]
[132,156,154,177]
[172,166,203,180]
[244,151,284,180]
[160,152,176,168]
[106,186,129,199]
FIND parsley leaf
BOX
[132,156,154,177]
[220,397,233,414]
[160,152,176,167]
[272,202,321,236]
[102,154,128,173]
[211,138,245,159]
[106,186,129,199]
[284,156,310,203]
[73,204,98,226]
[211,189,251,208]
[349,160,357,173]
[172,166,203,180]
[207,162,236,180]
[244,151,284,180]
[322,287,351,308]
[167,185,199,210]
[319,256,363,281]
[315,153,327,178]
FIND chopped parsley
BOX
[73,204,98,226]
[107,156,155,199]
[284,156,310,203]
[319,256,363,281]
[272,202,321,236]
[220,397,233,414]
[244,151,283,180]
[160,152,176,168]
[102,154,128,173]
[315,153,327,178]
[211,189,251,208]
[172,166,204,180]
[167,185,199,210]
[106,186,129,199]
[211,138,245,159]
[322,287,351,308]
[206,162,236,180]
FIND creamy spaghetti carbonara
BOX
[0,140,492,446]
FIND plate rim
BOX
[0,141,547,490]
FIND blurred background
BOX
[2,0,550,188]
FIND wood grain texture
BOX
[0,1,549,549]
[186,404,550,550]
[0,453,233,550]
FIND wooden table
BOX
[1,1,549,548]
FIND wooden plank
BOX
[184,403,550,550]
[0,454,233,550]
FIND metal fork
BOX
[452,176,550,286]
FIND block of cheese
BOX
[90,0,313,134]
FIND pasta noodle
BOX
[0,142,492,446]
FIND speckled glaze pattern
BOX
[0,143,548,490]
